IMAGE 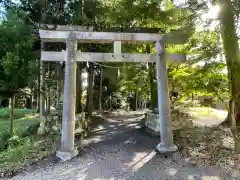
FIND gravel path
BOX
[10,112,240,180]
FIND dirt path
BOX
[10,111,240,180]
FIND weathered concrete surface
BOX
[41,51,186,63]
[56,33,78,161]
[10,111,239,180]
[39,30,164,43]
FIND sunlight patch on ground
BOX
[188,176,220,180]
[167,168,178,176]
[126,151,156,171]
[76,174,87,180]
[202,176,220,180]
[126,122,141,128]
[90,136,103,143]
[58,167,88,177]
[124,137,137,145]
[187,107,227,117]
[19,114,39,120]
[185,107,227,127]
[222,136,235,149]
[97,125,105,130]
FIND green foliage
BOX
[75,113,91,136]
[0,9,36,97]
[0,108,40,157]
[0,108,39,141]
[0,135,59,169]
[14,121,40,138]
[0,137,33,166]
[168,61,228,101]
[186,31,221,64]
[3,0,229,110]
[118,63,150,107]
[0,132,11,150]
[7,135,21,148]
[27,123,40,136]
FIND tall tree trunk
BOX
[40,41,46,119]
[56,80,61,109]
[76,64,83,114]
[26,96,32,109]
[135,91,138,111]
[147,45,156,110]
[37,94,40,112]
[99,68,103,112]
[37,59,41,112]
[31,83,35,109]
[219,0,240,129]
[9,95,15,135]
[39,0,47,116]
[46,96,50,113]
[56,63,61,110]
[46,63,51,113]
[86,63,94,117]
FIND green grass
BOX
[0,108,39,136]
[0,108,59,174]
[0,116,39,133]
[0,108,36,119]
[0,108,40,151]
[0,135,60,170]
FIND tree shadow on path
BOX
[10,112,239,180]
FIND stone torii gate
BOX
[39,26,187,161]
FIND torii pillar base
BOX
[56,149,78,162]
[156,143,178,153]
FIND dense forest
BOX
[0,0,235,122]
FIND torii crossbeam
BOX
[39,25,188,161]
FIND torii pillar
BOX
[155,40,178,153]
[56,32,78,161]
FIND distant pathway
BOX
[10,111,239,180]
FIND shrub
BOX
[0,137,33,166]
[14,121,40,138]
[0,131,11,151]
[7,135,21,148]
[75,113,92,137]
[27,122,40,136]
[37,121,59,136]
[37,124,46,136]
